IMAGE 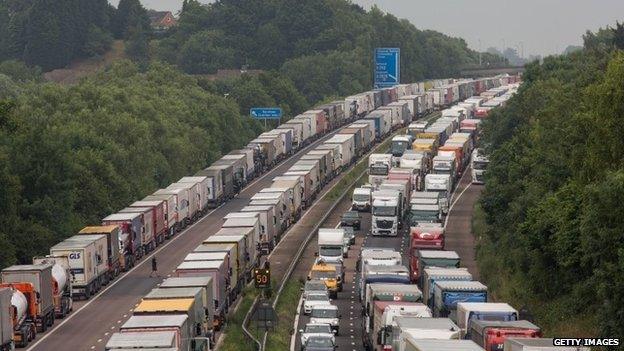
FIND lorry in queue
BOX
[363,284,423,321]
[457,302,518,338]
[432,154,458,185]
[129,200,168,245]
[159,276,217,331]
[396,338,482,351]
[422,267,472,308]
[368,154,393,189]
[358,265,410,303]
[407,121,428,137]
[352,187,372,211]
[411,191,444,216]
[144,287,213,339]
[371,190,400,236]
[379,179,412,227]
[410,223,444,250]
[154,187,191,228]
[32,256,73,318]
[390,317,461,350]
[240,205,278,253]
[471,320,541,351]
[411,250,460,285]
[174,260,228,324]
[471,148,489,185]
[503,338,590,351]
[143,192,179,238]
[1,263,56,335]
[78,225,122,278]
[390,135,414,164]
[118,206,157,253]
[397,152,428,190]
[433,281,488,319]
[369,302,432,351]
[215,226,258,278]
[357,248,402,273]
[0,287,14,350]
[114,321,209,351]
[49,235,110,298]
[424,174,452,214]
[460,119,482,136]
[317,228,346,263]
[308,261,340,299]
[101,212,144,265]
[408,204,442,227]
[132,298,205,345]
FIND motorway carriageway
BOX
[26,128,350,351]
[292,168,483,351]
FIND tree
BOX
[178,30,235,74]
[83,24,113,57]
[125,25,150,64]
[613,21,624,50]
[112,0,150,39]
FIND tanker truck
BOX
[32,256,73,318]
[0,287,15,350]
[0,285,37,347]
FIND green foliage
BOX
[0,60,42,82]
[84,25,114,57]
[178,30,235,74]
[478,33,624,337]
[112,0,150,40]
[0,61,261,266]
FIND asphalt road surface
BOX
[26,130,345,351]
[293,170,483,351]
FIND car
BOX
[299,323,335,349]
[303,292,331,315]
[342,226,355,245]
[303,279,328,300]
[310,305,341,334]
[340,211,361,230]
[302,335,337,351]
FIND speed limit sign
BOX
[254,268,271,289]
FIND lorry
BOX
[118,206,157,253]
[143,192,179,238]
[226,149,256,180]
[32,256,73,318]
[49,235,109,298]
[390,135,414,162]
[102,212,144,264]
[411,250,460,286]
[154,187,191,228]
[398,152,428,190]
[78,225,122,278]
[174,260,228,321]
[433,281,488,319]
[379,179,411,226]
[358,265,410,303]
[159,277,217,332]
[471,148,489,185]
[144,287,212,338]
[307,261,340,299]
[503,338,590,351]
[358,248,402,273]
[177,176,212,213]
[371,190,400,236]
[410,223,444,250]
[457,302,518,338]
[196,165,234,204]
[352,187,372,211]
[0,287,14,350]
[432,155,458,185]
[480,313,530,341]
[1,263,55,334]
[368,302,432,351]
[424,174,452,214]
[390,317,461,351]
[368,154,393,189]
[397,338,482,351]
[221,217,261,257]
[108,329,208,351]
[317,229,346,264]
[422,267,472,308]
[240,205,278,253]
[130,200,168,246]
[167,182,201,221]
[202,234,246,298]
[364,284,423,318]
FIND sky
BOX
[113,0,624,57]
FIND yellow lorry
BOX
[308,261,340,298]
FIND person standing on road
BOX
[150,256,159,277]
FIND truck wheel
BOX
[39,318,47,333]
[85,285,91,299]
[47,312,54,327]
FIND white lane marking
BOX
[444,169,473,228]
[97,339,102,343]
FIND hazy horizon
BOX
[110,0,624,57]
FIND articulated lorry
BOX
[31,256,73,318]
[433,281,488,319]
[371,190,400,237]
[367,301,432,351]
[424,174,452,214]
[368,154,393,189]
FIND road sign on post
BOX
[374,48,400,89]
[254,268,271,289]
[250,108,283,120]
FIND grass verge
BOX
[219,287,260,351]
[265,279,305,350]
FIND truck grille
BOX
[376,220,393,229]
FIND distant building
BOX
[148,10,177,32]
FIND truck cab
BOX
[371,190,400,236]
[424,174,452,214]
[368,154,392,189]
[317,229,345,263]
[471,148,489,184]
[410,223,444,251]
[351,187,372,211]
[432,155,457,185]
[409,204,442,226]
[390,135,414,164]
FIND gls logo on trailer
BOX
[69,252,81,260]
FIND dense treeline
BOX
[0,61,265,268]
[0,0,150,70]
[478,24,624,338]
[157,0,506,102]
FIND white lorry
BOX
[371,190,400,236]
[471,148,489,184]
[317,229,346,263]
[368,154,393,189]
[424,174,452,214]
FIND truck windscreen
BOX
[473,160,489,170]
[370,165,389,175]
[373,206,397,216]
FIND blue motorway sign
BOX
[250,108,283,120]
[374,48,400,88]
